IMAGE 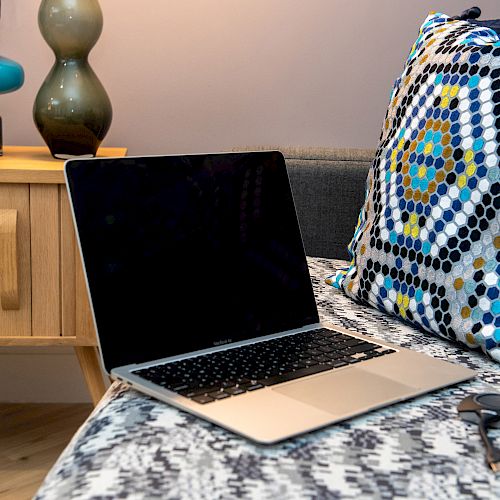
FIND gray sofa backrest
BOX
[282,147,374,260]
[235,146,374,260]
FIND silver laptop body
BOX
[65,151,474,444]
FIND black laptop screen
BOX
[66,152,319,372]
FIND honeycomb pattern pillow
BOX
[327,12,500,362]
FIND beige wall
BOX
[1,0,498,402]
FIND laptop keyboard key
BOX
[379,349,396,355]
[225,386,246,396]
[343,338,365,347]
[330,360,349,368]
[208,391,231,400]
[318,346,334,353]
[314,355,331,363]
[192,395,215,404]
[170,383,190,392]
[181,386,215,397]
[339,357,358,364]
[240,383,264,391]
[306,349,322,356]
[348,343,380,354]
[304,359,319,366]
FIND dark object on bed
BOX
[450,6,482,21]
[451,6,500,35]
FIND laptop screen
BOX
[65,151,319,372]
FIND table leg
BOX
[75,346,106,406]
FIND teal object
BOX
[0,56,24,155]
[33,0,112,159]
[0,56,24,94]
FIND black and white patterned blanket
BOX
[36,258,500,499]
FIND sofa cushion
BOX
[328,12,500,362]
[284,149,372,259]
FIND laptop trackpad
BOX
[273,368,415,416]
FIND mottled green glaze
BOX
[33,0,112,159]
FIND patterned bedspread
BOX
[36,258,500,499]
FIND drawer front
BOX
[0,183,96,343]
[0,184,31,336]
[31,184,96,339]
[30,184,60,335]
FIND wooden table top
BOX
[0,146,128,184]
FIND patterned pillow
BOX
[327,12,500,362]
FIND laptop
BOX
[65,151,475,444]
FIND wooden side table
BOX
[0,145,127,405]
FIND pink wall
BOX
[0,0,498,401]
[1,1,499,156]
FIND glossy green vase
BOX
[33,0,112,159]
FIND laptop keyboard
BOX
[132,328,396,404]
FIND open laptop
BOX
[65,151,475,444]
